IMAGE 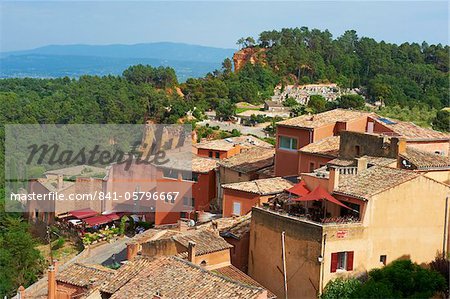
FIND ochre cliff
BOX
[233,47,267,72]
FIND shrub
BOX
[52,237,65,250]
[321,278,361,299]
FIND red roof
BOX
[83,215,113,227]
[69,208,98,219]
[292,186,353,210]
[286,181,310,197]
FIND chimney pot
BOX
[47,265,56,299]
[356,157,368,173]
[328,166,340,193]
[57,174,63,190]
[17,286,26,299]
[187,241,196,263]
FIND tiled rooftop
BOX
[195,135,273,151]
[158,151,217,173]
[128,229,181,245]
[256,164,275,178]
[101,257,155,294]
[277,109,372,129]
[219,147,275,173]
[173,229,233,256]
[44,165,107,177]
[56,263,115,288]
[335,166,420,200]
[213,265,276,299]
[300,136,340,157]
[109,256,266,299]
[220,216,251,240]
[400,147,450,169]
[222,177,294,195]
[362,155,397,167]
[370,116,450,140]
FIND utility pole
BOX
[281,231,288,299]
[47,226,53,265]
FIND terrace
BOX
[265,183,362,226]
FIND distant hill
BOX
[0,42,235,81]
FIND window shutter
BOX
[330,253,338,273]
[346,251,354,271]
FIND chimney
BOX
[17,286,25,299]
[57,174,63,190]
[126,243,139,261]
[356,157,368,173]
[212,221,219,236]
[397,137,407,155]
[187,241,196,263]
[47,265,56,299]
[328,166,340,193]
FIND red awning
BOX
[286,181,310,197]
[69,208,98,219]
[105,213,121,221]
[83,215,113,227]
[292,186,353,210]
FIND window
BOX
[208,151,213,158]
[279,136,298,150]
[380,255,387,266]
[331,251,354,272]
[233,202,241,216]
[355,145,361,156]
[215,152,220,159]
[183,197,195,207]
[35,208,39,219]
[163,168,178,179]
[238,172,242,177]
[309,162,315,172]
[180,212,187,218]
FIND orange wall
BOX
[275,126,311,176]
[313,123,336,142]
[298,152,334,174]
[346,117,369,133]
[197,146,241,160]
[223,189,260,217]
[225,233,250,273]
[192,170,216,211]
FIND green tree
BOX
[283,97,298,107]
[215,99,236,120]
[336,94,365,109]
[432,110,450,132]
[307,95,328,113]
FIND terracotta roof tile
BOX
[256,165,276,178]
[219,147,275,173]
[399,147,450,169]
[172,230,233,256]
[300,136,340,157]
[278,109,372,129]
[214,265,276,298]
[335,166,420,200]
[109,256,266,299]
[158,152,217,173]
[57,263,115,288]
[222,177,294,195]
[371,117,450,140]
[101,257,155,294]
[195,136,273,151]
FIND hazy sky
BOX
[0,1,448,52]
